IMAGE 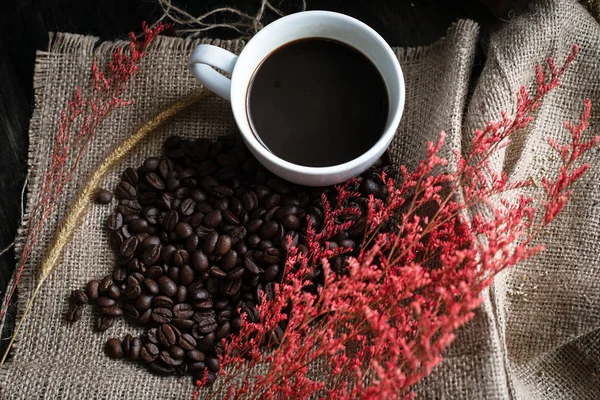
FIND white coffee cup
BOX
[188,10,404,187]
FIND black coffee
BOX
[247,38,389,167]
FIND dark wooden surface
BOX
[0,0,500,322]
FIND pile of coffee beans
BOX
[67,134,394,383]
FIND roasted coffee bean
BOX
[204,231,219,255]
[195,332,215,350]
[140,343,160,363]
[138,308,152,324]
[259,221,279,239]
[176,286,189,303]
[169,345,185,360]
[226,227,245,245]
[71,289,88,305]
[178,265,194,286]
[194,299,214,310]
[145,265,163,280]
[185,234,199,253]
[170,318,193,330]
[196,317,218,334]
[142,207,160,225]
[145,172,166,191]
[116,181,136,200]
[224,279,242,296]
[242,191,258,210]
[86,279,100,300]
[264,264,280,281]
[215,322,230,340]
[247,234,261,248]
[203,209,222,228]
[263,193,281,209]
[141,244,161,266]
[107,285,121,300]
[151,307,173,324]
[205,355,220,372]
[227,267,244,281]
[188,251,211,274]
[112,267,128,283]
[105,338,124,359]
[123,304,140,319]
[217,309,232,324]
[121,225,133,239]
[244,252,264,274]
[107,213,124,231]
[274,205,299,220]
[167,265,180,282]
[163,210,179,232]
[215,235,232,256]
[130,271,145,283]
[210,266,227,279]
[146,327,159,344]
[129,337,142,361]
[190,189,207,203]
[221,209,239,225]
[196,201,214,214]
[153,295,174,308]
[264,206,279,223]
[186,349,205,362]
[156,276,178,297]
[121,167,139,186]
[100,305,124,317]
[66,304,83,322]
[172,249,190,266]
[110,231,125,250]
[122,282,141,300]
[281,214,301,230]
[143,156,160,172]
[173,303,194,319]
[158,324,177,347]
[246,219,263,233]
[211,185,234,199]
[117,199,141,215]
[119,236,139,259]
[122,334,133,355]
[135,294,153,312]
[174,222,193,239]
[97,316,115,331]
[257,240,273,251]
[96,296,116,308]
[220,250,238,272]
[94,189,113,204]
[263,248,281,264]
[190,286,210,301]
[177,333,196,351]
[129,218,149,234]
[212,298,229,310]
[190,212,205,229]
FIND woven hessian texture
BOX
[1,0,599,398]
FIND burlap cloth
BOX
[1,0,599,398]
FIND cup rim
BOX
[231,10,405,176]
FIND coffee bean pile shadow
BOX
[66,135,395,383]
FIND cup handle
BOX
[188,45,239,101]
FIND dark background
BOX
[0,0,504,337]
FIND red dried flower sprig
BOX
[194,45,599,399]
[0,22,168,329]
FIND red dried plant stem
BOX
[0,22,169,323]
[195,45,599,399]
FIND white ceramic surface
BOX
[188,10,405,187]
